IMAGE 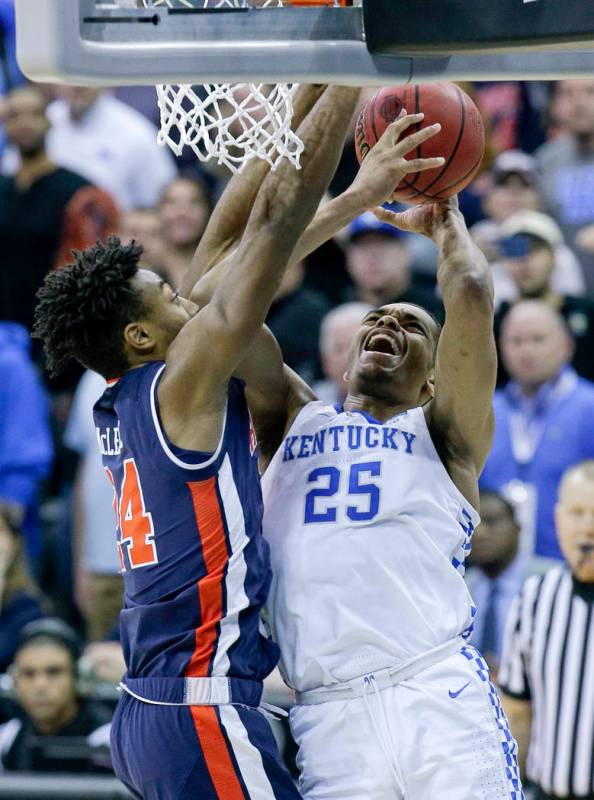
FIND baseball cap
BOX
[18,618,83,663]
[499,210,563,255]
[348,211,404,242]
[491,150,539,188]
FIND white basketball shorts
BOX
[289,645,523,800]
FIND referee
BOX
[499,460,594,799]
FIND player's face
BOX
[347,303,436,396]
[131,269,198,354]
[14,644,77,727]
[504,243,554,297]
[556,475,594,582]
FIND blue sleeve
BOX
[0,356,54,508]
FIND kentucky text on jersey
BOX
[282,423,417,462]
[96,423,123,456]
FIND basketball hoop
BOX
[137,0,306,173]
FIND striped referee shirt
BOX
[499,565,594,798]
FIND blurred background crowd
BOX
[0,0,593,796]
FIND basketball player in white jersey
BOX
[260,199,524,800]
[180,107,521,798]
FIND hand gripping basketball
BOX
[350,112,445,209]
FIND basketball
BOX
[354,82,485,204]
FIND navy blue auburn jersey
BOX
[93,361,279,681]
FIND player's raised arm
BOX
[375,199,496,477]
[158,85,362,451]
[178,84,327,298]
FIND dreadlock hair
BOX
[33,236,147,378]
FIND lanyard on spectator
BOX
[508,369,577,464]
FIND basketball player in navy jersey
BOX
[33,82,445,800]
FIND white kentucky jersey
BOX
[261,401,480,693]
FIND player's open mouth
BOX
[362,330,403,356]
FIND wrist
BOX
[340,185,376,216]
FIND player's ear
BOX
[123,321,156,355]
[424,372,435,401]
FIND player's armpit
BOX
[236,328,315,468]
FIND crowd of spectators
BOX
[0,2,593,792]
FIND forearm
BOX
[290,187,369,266]
[211,87,360,345]
[248,86,360,245]
[179,84,327,299]
[435,209,494,306]
[191,185,370,307]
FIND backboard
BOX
[14,0,594,86]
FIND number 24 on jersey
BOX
[105,459,158,570]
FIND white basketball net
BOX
[137,0,302,173]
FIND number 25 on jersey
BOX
[105,459,158,570]
[304,461,381,524]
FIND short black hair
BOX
[33,237,147,378]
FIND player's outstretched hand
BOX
[349,111,446,210]
[372,196,463,241]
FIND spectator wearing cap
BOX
[312,302,373,405]
[495,209,594,384]
[0,504,45,673]
[536,80,594,294]
[465,490,523,677]
[0,322,53,567]
[480,300,594,566]
[45,87,177,212]
[342,211,444,322]
[470,151,585,307]
[0,619,113,773]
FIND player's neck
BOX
[343,391,422,423]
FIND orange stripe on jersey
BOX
[190,707,245,800]
[186,477,229,678]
